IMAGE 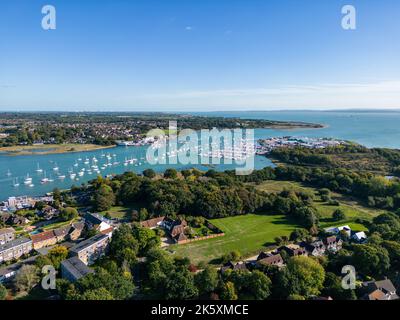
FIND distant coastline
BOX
[0,143,116,156]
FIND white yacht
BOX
[13,178,20,187]
[24,174,32,185]
[41,171,50,183]
[36,163,43,173]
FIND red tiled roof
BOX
[31,230,56,243]
[140,216,165,228]
[368,289,387,300]
[100,227,114,235]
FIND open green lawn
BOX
[99,204,139,220]
[42,219,77,231]
[171,180,384,265]
[100,206,130,219]
[171,214,301,265]
[255,180,383,231]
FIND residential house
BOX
[324,236,343,253]
[140,216,166,229]
[352,231,367,243]
[324,225,352,237]
[0,213,11,224]
[31,230,58,250]
[362,279,399,300]
[40,206,59,220]
[256,252,284,267]
[164,218,188,243]
[69,222,85,241]
[0,228,15,245]
[0,237,32,263]
[54,226,73,242]
[84,212,112,232]
[279,244,308,257]
[31,222,86,250]
[0,261,22,283]
[9,215,30,226]
[174,232,188,243]
[220,261,248,273]
[300,240,326,257]
[61,256,94,282]
[69,233,110,265]
[99,224,114,239]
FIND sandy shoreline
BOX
[0,144,116,156]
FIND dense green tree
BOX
[277,256,325,298]
[77,267,134,300]
[321,272,357,300]
[164,267,198,300]
[287,294,305,300]
[246,270,272,300]
[109,224,139,266]
[352,244,390,277]
[221,250,241,264]
[119,175,142,204]
[53,188,61,202]
[194,267,219,295]
[139,208,149,221]
[59,207,78,222]
[164,168,178,179]
[14,265,39,293]
[220,281,238,300]
[382,240,400,271]
[143,169,156,179]
[0,284,7,300]
[133,226,160,255]
[80,287,114,300]
[94,184,116,211]
[332,209,346,221]
[289,228,309,242]
[36,246,68,270]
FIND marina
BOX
[0,143,273,200]
[2,111,400,201]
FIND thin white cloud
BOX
[137,81,400,109]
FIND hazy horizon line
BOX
[1,108,400,113]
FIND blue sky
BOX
[1,0,400,111]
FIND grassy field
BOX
[255,180,382,231]
[171,180,382,264]
[171,214,301,265]
[100,206,130,220]
[99,205,139,220]
[41,219,78,231]
[0,143,115,156]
